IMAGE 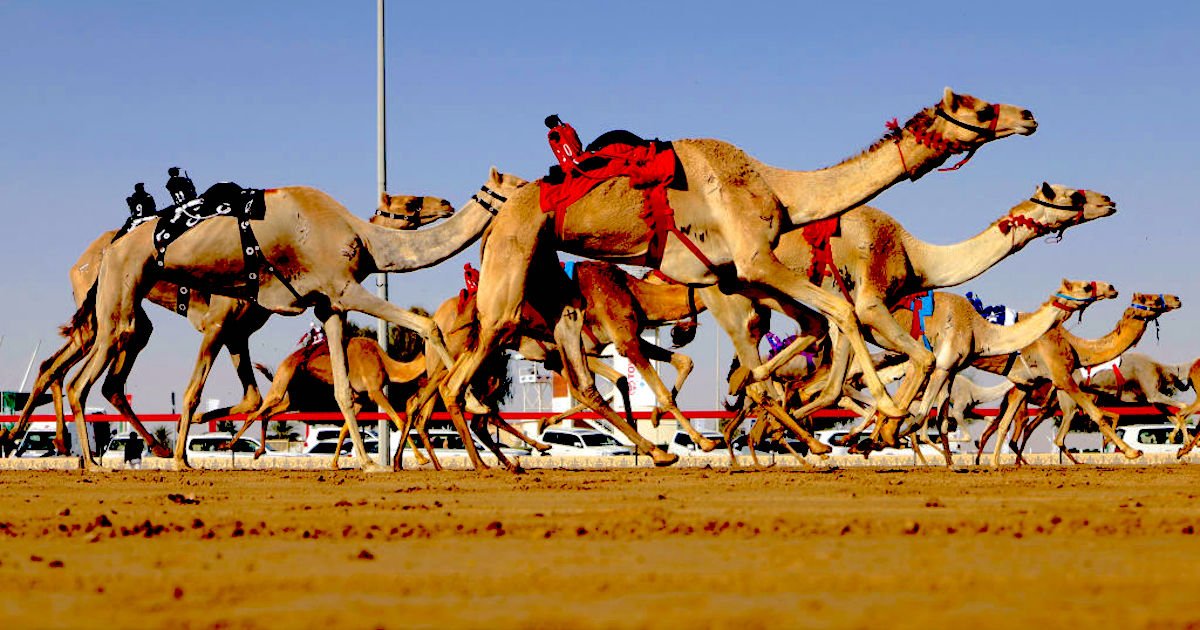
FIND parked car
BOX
[816,428,947,459]
[302,425,346,452]
[538,428,633,457]
[730,433,809,457]
[1104,423,1189,454]
[100,434,151,464]
[13,422,108,458]
[416,429,531,459]
[183,432,296,458]
[667,430,730,456]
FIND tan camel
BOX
[3,192,453,459]
[709,183,1116,428]
[973,292,1183,466]
[62,170,524,471]
[228,337,426,465]
[441,89,1037,463]
[939,375,1014,446]
[1019,352,1196,457]
[738,280,1114,464]
[406,260,706,470]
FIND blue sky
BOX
[1,1,1198,412]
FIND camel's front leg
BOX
[856,298,936,417]
[320,310,386,473]
[5,331,88,443]
[988,388,1029,468]
[101,314,171,458]
[1054,372,1142,460]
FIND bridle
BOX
[1130,294,1169,340]
[888,103,1001,179]
[1051,282,1100,316]
[998,192,1090,243]
[471,185,508,216]
[374,196,429,228]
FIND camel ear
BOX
[489,166,501,185]
[1040,182,1055,200]
[942,87,957,110]
[380,191,390,207]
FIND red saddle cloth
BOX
[801,216,852,300]
[538,142,679,264]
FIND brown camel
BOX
[229,337,427,466]
[62,170,524,471]
[4,192,452,460]
[707,183,1116,433]
[406,260,706,470]
[441,89,1037,464]
[973,292,1183,466]
[710,183,1115,456]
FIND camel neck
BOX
[358,201,494,273]
[1063,310,1151,367]
[911,201,1045,289]
[751,131,945,224]
[627,281,706,325]
[978,297,1075,356]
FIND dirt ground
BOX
[2,466,1200,629]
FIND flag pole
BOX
[375,0,391,466]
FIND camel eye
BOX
[1070,191,1087,206]
[976,106,995,122]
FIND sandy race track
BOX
[3,466,1200,629]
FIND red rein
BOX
[887,104,1000,178]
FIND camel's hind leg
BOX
[316,310,385,472]
[5,325,92,443]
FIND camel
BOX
[1018,352,1196,457]
[228,337,427,466]
[973,292,1183,466]
[405,260,706,471]
[939,375,1014,446]
[62,168,525,471]
[440,89,1037,464]
[3,192,453,460]
[708,183,1116,453]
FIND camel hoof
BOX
[808,441,832,456]
[173,459,194,471]
[651,451,679,467]
[696,437,718,453]
[1126,449,1144,460]
[1177,447,1191,460]
[361,463,390,474]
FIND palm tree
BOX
[151,425,173,451]
[215,420,236,434]
[269,420,299,441]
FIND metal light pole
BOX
[375,0,391,466]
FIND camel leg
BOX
[854,297,936,417]
[1053,372,1141,460]
[538,398,603,433]
[198,331,265,423]
[632,340,713,449]
[487,413,549,452]
[316,310,386,473]
[99,314,169,458]
[553,310,676,465]
[743,386,824,461]
[5,330,89,443]
[988,388,1028,468]
[65,318,138,471]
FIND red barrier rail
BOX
[0,405,1178,425]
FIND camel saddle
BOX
[538,130,699,268]
[897,291,935,351]
[153,182,281,303]
[966,291,1016,326]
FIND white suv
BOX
[667,430,729,456]
[1105,423,1189,455]
[538,428,633,457]
[816,428,949,458]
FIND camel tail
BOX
[254,362,275,381]
[61,284,98,339]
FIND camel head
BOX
[1127,293,1183,320]
[372,193,455,229]
[1002,183,1117,240]
[935,87,1037,142]
[1051,279,1118,313]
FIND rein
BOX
[1130,295,1168,341]
[998,195,1086,243]
[1051,282,1100,321]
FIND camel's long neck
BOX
[911,209,1037,289]
[1064,311,1149,367]
[752,130,944,224]
[359,201,494,273]
[627,281,707,325]
[382,353,426,384]
[980,300,1073,356]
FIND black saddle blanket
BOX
[153,182,265,261]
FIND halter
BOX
[1051,282,1100,316]
[1130,295,1168,340]
[886,103,1000,180]
[471,185,507,216]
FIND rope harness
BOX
[887,104,1000,180]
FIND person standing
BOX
[165,166,197,205]
[123,431,144,469]
[125,183,157,220]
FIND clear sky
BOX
[1,1,1197,413]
